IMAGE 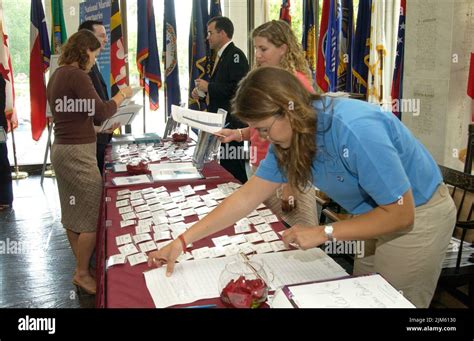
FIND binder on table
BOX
[271,273,415,308]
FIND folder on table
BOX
[272,273,415,308]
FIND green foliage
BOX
[269,0,303,43]
[3,0,30,76]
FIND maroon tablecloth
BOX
[100,180,287,308]
[96,141,286,308]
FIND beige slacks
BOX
[353,183,456,308]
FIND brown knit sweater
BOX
[47,65,117,144]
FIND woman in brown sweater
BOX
[47,30,132,294]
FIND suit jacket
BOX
[207,42,249,129]
[89,64,112,144]
[89,64,109,101]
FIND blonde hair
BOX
[233,67,319,191]
[252,20,312,84]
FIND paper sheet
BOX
[171,105,225,134]
[112,175,152,186]
[148,162,203,181]
[281,274,415,308]
[144,249,348,308]
[100,103,143,132]
[119,87,142,107]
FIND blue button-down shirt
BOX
[256,97,442,215]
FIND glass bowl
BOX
[218,259,270,308]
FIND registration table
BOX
[96,138,293,308]
[95,138,355,308]
[95,138,417,309]
[100,180,289,308]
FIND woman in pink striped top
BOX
[217,20,318,227]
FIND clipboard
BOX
[273,273,416,308]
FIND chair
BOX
[437,165,474,308]
[315,190,345,224]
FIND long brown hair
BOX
[58,30,100,70]
[252,20,312,84]
[233,67,319,191]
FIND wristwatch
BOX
[324,225,334,242]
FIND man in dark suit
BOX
[194,16,249,184]
[0,75,12,210]
[78,20,119,175]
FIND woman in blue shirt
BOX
[148,67,456,308]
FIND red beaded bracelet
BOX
[178,234,188,254]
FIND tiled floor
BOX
[0,176,94,308]
[0,175,468,308]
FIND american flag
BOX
[391,0,406,120]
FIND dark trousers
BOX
[0,142,13,205]
[96,142,107,176]
[219,140,248,184]
[96,133,112,176]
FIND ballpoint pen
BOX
[184,304,217,308]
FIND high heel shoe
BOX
[72,279,96,295]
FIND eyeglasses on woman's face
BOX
[255,115,279,138]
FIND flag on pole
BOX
[367,0,386,103]
[302,0,316,81]
[391,0,405,119]
[137,0,162,111]
[51,0,67,54]
[468,52,474,100]
[199,0,212,79]
[279,0,291,25]
[468,52,474,123]
[188,0,208,111]
[210,0,222,18]
[163,0,181,117]
[316,0,330,92]
[30,0,51,141]
[367,0,401,105]
[352,0,372,95]
[0,0,16,132]
[337,0,353,92]
[324,0,341,92]
[110,0,127,97]
[383,0,401,107]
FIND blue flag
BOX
[324,0,341,92]
[188,0,208,111]
[337,0,353,92]
[352,0,372,95]
[163,0,181,117]
[137,0,161,110]
[210,0,222,18]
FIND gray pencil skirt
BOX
[51,142,102,233]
